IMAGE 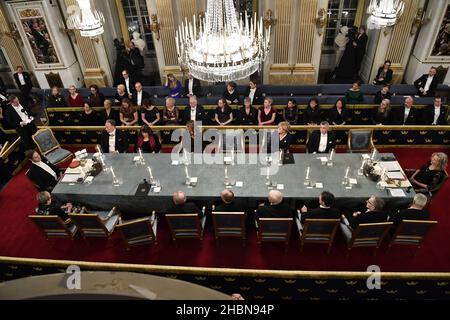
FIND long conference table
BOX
[52,153,415,215]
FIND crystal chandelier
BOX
[175,0,271,82]
[367,0,405,29]
[67,0,105,38]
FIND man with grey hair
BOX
[390,193,429,226]
[392,96,418,125]
[100,119,128,153]
[255,190,294,220]
[215,189,245,212]
[167,190,201,216]
[307,121,336,154]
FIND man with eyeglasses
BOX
[4,95,37,150]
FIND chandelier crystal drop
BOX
[67,0,105,38]
[175,0,271,82]
[367,0,405,29]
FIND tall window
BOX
[122,0,155,55]
[324,0,358,49]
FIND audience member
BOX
[328,98,350,125]
[164,73,182,98]
[283,99,299,125]
[183,73,202,97]
[67,85,84,107]
[87,84,105,107]
[182,95,205,124]
[119,99,138,126]
[13,66,33,102]
[237,97,258,125]
[303,98,322,125]
[163,97,179,125]
[47,86,66,107]
[373,60,393,85]
[114,84,128,106]
[374,84,392,104]
[135,125,161,153]
[81,103,98,126]
[345,81,364,104]
[215,98,234,126]
[101,99,120,124]
[423,96,448,125]
[414,67,438,97]
[223,81,239,105]
[141,99,160,126]
[258,97,276,126]
[244,79,263,105]
[132,82,150,107]
[392,96,418,125]
[371,99,392,125]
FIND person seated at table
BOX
[215,189,246,212]
[409,152,448,193]
[299,191,340,225]
[36,191,73,221]
[100,99,120,124]
[215,98,233,126]
[374,84,392,104]
[341,196,387,230]
[162,97,179,125]
[181,95,205,124]
[135,125,161,153]
[307,121,336,154]
[25,150,62,191]
[223,81,240,105]
[114,84,128,106]
[328,98,350,125]
[167,191,202,216]
[303,98,322,125]
[47,86,66,107]
[244,79,264,105]
[392,96,418,125]
[87,84,105,107]
[345,81,364,104]
[258,97,276,126]
[100,119,128,153]
[388,193,429,226]
[255,190,294,220]
[373,60,393,85]
[371,99,392,125]
[283,99,299,125]
[164,73,183,99]
[237,97,258,125]
[119,99,138,126]
[423,96,448,125]
[80,103,99,126]
[277,121,292,153]
[141,98,160,127]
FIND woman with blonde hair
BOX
[277,121,292,153]
[410,152,448,193]
[164,73,182,98]
[371,99,391,125]
[114,84,128,105]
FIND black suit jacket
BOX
[132,90,151,106]
[181,105,206,124]
[414,75,439,97]
[256,202,294,220]
[13,72,32,92]
[100,109,120,124]
[300,207,341,224]
[390,208,429,226]
[100,130,128,153]
[4,104,32,129]
[215,200,246,213]
[166,202,200,215]
[423,105,448,125]
[346,210,388,229]
[307,130,336,154]
[392,106,418,125]
[244,87,264,105]
[119,77,136,95]
[183,78,202,97]
[27,159,61,191]
[374,67,393,84]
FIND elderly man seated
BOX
[215,189,246,212]
[389,193,429,226]
[255,190,295,220]
[167,191,203,217]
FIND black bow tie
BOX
[109,133,115,137]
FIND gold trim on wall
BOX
[115,0,130,44]
[354,0,366,27]
[156,0,178,66]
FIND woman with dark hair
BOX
[135,125,161,153]
[88,84,105,107]
[119,98,138,126]
[214,98,234,126]
[223,81,240,105]
[164,73,182,98]
[409,152,448,193]
[47,86,66,107]
[373,60,393,85]
[328,98,350,125]
[283,99,299,125]
[371,99,391,125]
[141,98,160,126]
[81,103,98,126]
[345,81,364,104]
[303,98,321,125]
[374,84,392,104]
[237,97,258,125]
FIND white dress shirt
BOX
[125,78,131,93]
[109,129,116,153]
[424,76,434,92]
[188,79,194,96]
[318,133,328,152]
[433,106,441,125]
[404,107,410,124]
[249,88,256,104]
[35,161,57,180]
[190,107,197,121]
[18,73,26,86]
[136,90,143,106]
[12,104,32,125]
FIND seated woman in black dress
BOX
[114,84,128,106]
[81,103,99,126]
[303,98,321,125]
[214,98,234,126]
[328,98,350,125]
[47,86,66,107]
[141,98,160,127]
[36,191,72,221]
[373,60,393,85]
[238,97,258,125]
[283,99,299,125]
[345,81,364,104]
[182,120,205,153]
[371,99,391,125]
[409,152,448,193]
[135,125,161,153]
[258,97,277,126]
[278,121,292,153]
[101,99,120,124]
[223,81,240,105]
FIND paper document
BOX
[61,174,81,183]
[380,161,402,172]
[386,171,405,180]
[389,189,406,197]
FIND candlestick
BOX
[370,148,376,161]
[329,148,334,161]
[110,167,117,180]
[305,166,310,180]
[224,166,228,179]
[185,165,190,179]
[139,148,143,160]
[183,148,188,164]
[147,166,154,181]
[96,144,102,155]
[344,166,350,179]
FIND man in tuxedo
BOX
[120,70,136,98]
[167,191,202,216]
[389,193,429,226]
[423,96,448,125]
[354,26,368,74]
[414,67,439,97]
[299,191,340,225]
[307,121,336,154]
[132,82,150,106]
[183,73,202,97]
[215,190,246,212]
[100,119,128,153]
[25,150,61,191]
[31,22,49,56]
[4,95,37,150]
[255,190,294,220]
[181,96,205,124]
[13,66,33,101]
[127,41,144,80]
[392,96,418,125]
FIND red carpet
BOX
[0,148,449,272]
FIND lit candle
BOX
[279,150,283,162]
[110,167,117,180]
[96,145,102,155]
[370,148,376,161]
[305,166,310,180]
[185,165,190,179]
[266,167,270,179]
[344,166,350,179]
[138,148,143,160]
[224,166,228,179]
[147,166,154,180]
[329,148,334,161]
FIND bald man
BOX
[215,190,245,212]
[255,190,294,220]
[166,191,200,216]
[392,96,418,125]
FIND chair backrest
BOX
[349,222,393,248]
[430,170,448,194]
[32,128,60,156]
[212,211,246,238]
[258,218,293,242]
[391,220,437,246]
[68,213,109,237]
[29,215,75,238]
[116,217,156,247]
[302,219,340,242]
[348,129,374,152]
[165,214,203,239]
